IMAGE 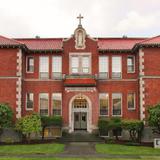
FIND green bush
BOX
[122,119,144,142]
[0,103,13,129]
[98,118,109,136]
[148,104,160,135]
[15,113,42,143]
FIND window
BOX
[127,93,135,110]
[127,56,135,73]
[99,56,108,79]
[113,129,122,137]
[52,56,62,79]
[52,93,62,116]
[112,56,122,79]
[112,93,122,116]
[99,93,109,116]
[70,54,91,74]
[26,93,33,110]
[39,93,49,116]
[39,56,49,79]
[26,57,34,72]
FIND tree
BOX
[122,120,144,142]
[0,103,13,128]
[148,104,160,135]
[15,113,42,143]
[98,118,109,136]
[41,116,62,140]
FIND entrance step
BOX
[60,130,104,142]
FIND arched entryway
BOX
[69,94,92,133]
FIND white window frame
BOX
[127,55,135,73]
[112,93,122,117]
[99,93,109,116]
[39,93,49,116]
[112,56,122,79]
[99,56,109,79]
[26,93,34,111]
[127,92,136,110]
[69,52,91,75]
[39,56,49,79]
[52,93,62,116]
[52,56,62,79]
[26,56,34,73]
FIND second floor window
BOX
[52,56,62,79]
[39,93,49,116]
[26,93,33,110]
[39,56,49,79]
[26,57,34,73]
[99,56,108,79]
[112,56,122,79]
[127,56,135,73]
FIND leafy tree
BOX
[41,116,62,140]
[0,103,13,129]
[148,104,160,135]
[122,120,144,142]
[15,113,42,143]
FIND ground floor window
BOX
[99,93,109,116]
[26,93,34,110]
[112,93,122,116]
[52,93,62,116]
[39,93,49,116]
[127,93,135,110]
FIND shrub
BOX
[148,104,160,135]
[122,119,144,142]
[15,113,42,143]
[98,118,109,136]
[0,103,13,129]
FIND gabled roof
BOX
[0,35,23,46]
[98,38,146,51]
[15,38,63,51]
[138,35,160,45]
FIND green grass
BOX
[0,143,64,154]
[96,143,160,155]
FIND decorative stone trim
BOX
[16,49,22,118]
[65,87,96,92]
[139,49,145,121]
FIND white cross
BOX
[77,14,83,26]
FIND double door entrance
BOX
[74,112,87,130]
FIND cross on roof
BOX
[77,14,83,26]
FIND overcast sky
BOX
[0,0,160,38]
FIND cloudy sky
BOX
[0,0,160,38]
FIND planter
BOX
[44,126,62,138]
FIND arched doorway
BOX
[69,94,92,133]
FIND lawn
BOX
[96,143,160,155]
[0,143,64,154]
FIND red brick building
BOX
[0,19,160,133]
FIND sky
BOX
[0,0,160,38]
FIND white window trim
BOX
[39,93,49,116]
[39,56,49,79]
[69,52,92,75]
[26,56,34,73]
[112,93,122,117]
[52,93,62,116]
[112,56,122,79]
[127,92,136,110]
[25,93,34,111]
[99,56,109,79]
[99,93,109,116]
[127,55,135,73]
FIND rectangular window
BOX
[99,56,108,79]
[82,56,89,74]
[112,56,122,79]
[26,93,33,110]
[39,56,49,79]
[71,56,79,74]
[52,93,62,116]
[112,93,122,116]
[99,93,109,116]
[127,56,135,73]
[39,93,49,116]
[127,93,135,110]
[52,56,62,79]
[26,57,34,72]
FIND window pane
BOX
[128,93,135,109]
[26,93,33,109]
[112,57,121,78]
[99,93,109,116]
[27,57,34,72]
[99,56,108,79]
[82,56,89,73]
[52,93,62,116]
[40,57,49,79]
[71,56,79,73]
[39,93,48,116]
[112,93,122,116]
[127,56,135,72]
[52,56,62,79]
